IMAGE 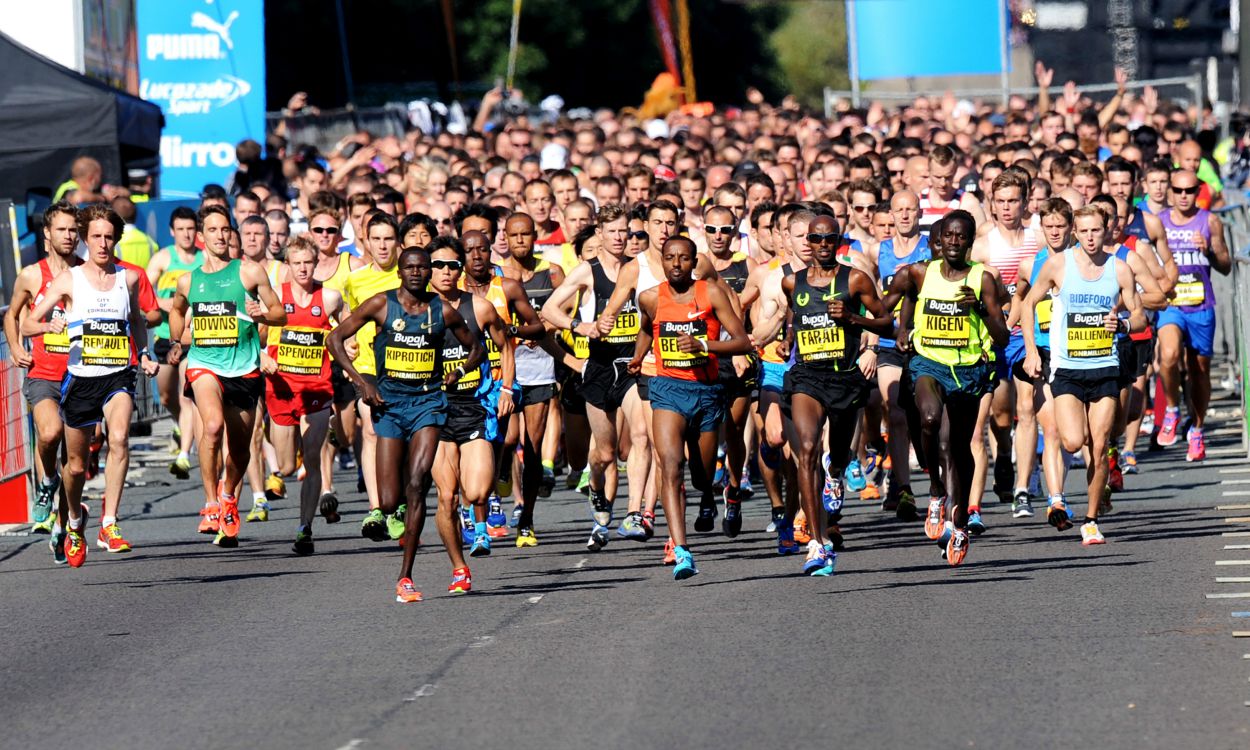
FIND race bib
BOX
[276,327,326,375]
[1174,272,1206,307]
[795,313,846,362]
[1036,298,1053,333]
[384,331,436,380]
[81,318,130,366]
[658,320,708,369]
[43,308,70,354]
[1066,312,1114,358]
[917,298,969,348]
[604,308,641,344]
[192,300,239,347]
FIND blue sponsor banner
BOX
[849,0,1005,81]
[137,0,266,197]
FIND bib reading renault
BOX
[81,319,130,367]
[192,300,239,347]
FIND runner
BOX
[1154,169,1231,460]
[628,236,753,579]
[4,201,81,536]
[1019,205,1148,544]
[167,204,286,548]
[327,246,485,603]
[895,210,1009,566]
[259,235,346,553]
[780,215,892,575]
[23,204,160,565]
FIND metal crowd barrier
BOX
[1215,201,1250,459]
[0,307,35,517]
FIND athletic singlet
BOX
[28,259,71,381]
[515,262,556,386]
[1123,209,1150,245]
[1159,208,1214,312]
[634,251,663,305]
[267,283,332,382]
[758,258,797,365]
[344,263,400,376]
[154,248,200,341]
[320,251,354,293]
[1112,238,1155,342]
[715,252,751,294]
[1028,250,1056,350]
[876,236,931,350]
[911,260,990,367]
[1052,251,1120,371]
[653,280,719,383]
[441,294,488,397]
[187,260,260,378]
[918,188,960,237]
[790,266,861,372]
[460,271,509,379]
[984,225,1038,297]
[66,265,132,378]
[583,258,639,362]
[374,290,444,396]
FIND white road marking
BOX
[1224,531,1250,537]
[1220,482,1250,487]
[468,636,494,649]
[1225,517,1250,523]
[404,684,437,702]
[1220,467,1250,474]
[333,741,368,750]
[1215,561,1250,565]
[1205,592,1250,599]
[575,558,588,569]
[1224,545,1250,550]
[1216,577,1250,583]
[1233,632,1250,637]
[1221,491,1250,497]
[527,595,544,604]
[1218,503,1250,509]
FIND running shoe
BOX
[881,482,900,513]
[469,532,491,557]
[946,528,970,566]
[199,502,221,535]
[923,497,946,540]
[448,567,472,595]
[821,456,845,514]
[694,503,717,533]
[587,523,610,551]
[811,544,837,577]
[1157,408,1180,447]
[486,494,507,532]
[1187,427,1206,462]
[1121,450,1139,474]
[319,492,341,524]
[863,448,881,477]
[713,460,728,490]
[1047,497,1073,531]
[575,467,590,495]
[515,527,538,548]
[895,489,918,522]
[296,462,306,482]
[31,479,55,529]
[802,539,826,575]
[51,527,67,565]
[64,528,87,567]
[1080,520,1106,545]
[395,578,423,603]
[662,536,677,565]
[265,472,286,501]
[935,522,953,558]
[739,476,753,498]
[1011,491,1034,519]
[361,508,387,541]
[86,435,103,480]
[588,489,613,527]
[290,525,314,554]
[860,483,881,501]
[220,496,241,540]
[170,425,182,453]
[538,469,555,498]
[617,512,648,540]
[842,457,868,492]
[246,500,270,523]
[722,492,743,538]
[459,505,474,546]
[96,523,131,553]
[387,504,407,541]
[967,511,986,536]
[777,520,800,555]
[510,504,523,528]
[1107,447,1123,492]
[672,545,698,580]
[793,510,812,545]
[640,511,656,540]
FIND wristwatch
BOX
[507,324,519,337]
[569,316,582,331]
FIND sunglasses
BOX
[806,232,839,244]
[430,259,463,271]
[310,226,339,235]
[888,169,904,175]
[705,225,736,236]
[628,230,649,241]
[1170,185,1200,195]
[852,204,874,212]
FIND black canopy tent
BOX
[0,30,162,201]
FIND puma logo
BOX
[191,10,239,49]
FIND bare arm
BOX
[4,268,36,366]
[1208,214,1232,275]
[23,272,72,335]
[706,284,752,356]
[627,289,657,371]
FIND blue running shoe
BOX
[967,511,987,536]
[587,523,610,551]
[820,458,844,515]
[617,512,648,540]
[739,475,754,498]
[936,521,953,558]
[32,478,57,527]
[509,504,522,528]
[713,461,728,490]
[459,506,475,545]
[672,546,698,580]
[863,448,881,477]
[777,520,800,555]
[808,543,837,576]
[469,532,491,557]
[486,494,507,529]
[802,540,826,574]
[842,457,867,492]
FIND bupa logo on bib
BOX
[196,302,233,316]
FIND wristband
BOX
[507,324,519,338]
[455,365,466,378]
[569,316,582,331]
[139,347,152,360]
[699,338,708,353]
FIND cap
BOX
[653,165,677,183]
[732,160,761,180]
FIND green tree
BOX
[769,0,849,109]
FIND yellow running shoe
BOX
[264,473,286,501]
[247,500,270,522]
[515,528,538,548]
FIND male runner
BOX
[168,205,286,548]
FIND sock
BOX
[41,476,57,488]
[101,515,116,528]
[68,513,82,530]
[1014,486,1028,496]
[1049,494,1065,505]
[253,491,266,503]
[474,521,487,536]
[177,451,189,462]
[541,459,554,474]
[52,521,63,535]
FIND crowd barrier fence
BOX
[0,308,34,520]
[1215,201,1250,459]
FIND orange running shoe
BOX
[923,497,946,540]
[198,503,221,534]
[219,496,241,539]
[448,567,472,595]
[64,529,87,568]
[861,483,881,501]
[793,510,812,545]
[395,578,423,603]
[96,523,131,553]
[946,528,970,566]
[662,537,677,565]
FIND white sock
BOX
[253,491,266,503]
[68,513,82,530]
[101,515,116,528]
[177,451,189,462]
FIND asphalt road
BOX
[3,397,1250,750]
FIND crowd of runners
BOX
[6,76,1234,602]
